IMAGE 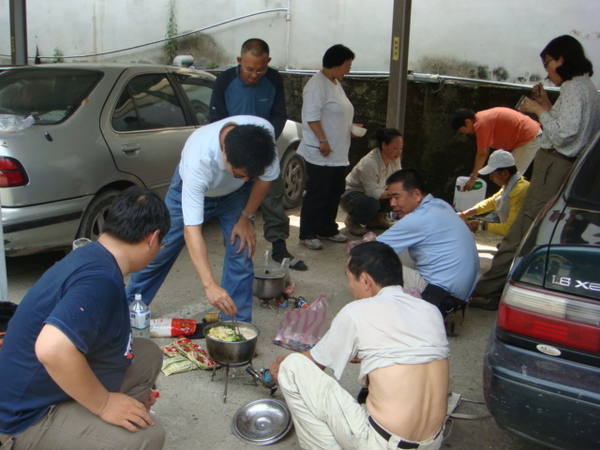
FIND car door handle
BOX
[121,143,141,153]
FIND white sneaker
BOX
[300,238,323,250]
[322,233,347,243]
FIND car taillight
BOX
[498,283,600,353]
[0,157,28,187]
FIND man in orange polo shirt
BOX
[451,107,541,190]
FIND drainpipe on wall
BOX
[10,0,28,66]
[386,0,412,134]
[0,206,6,303]
[285,0,292,71]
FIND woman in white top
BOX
[297,44,360,250]
[341,128,403,236]
[514,34,600,228]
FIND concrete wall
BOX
[280,72,558,203]
[2,1,599,85]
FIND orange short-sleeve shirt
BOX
[474,107,540,152]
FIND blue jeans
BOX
[126,169,255,322]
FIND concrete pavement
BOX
[5,207,551,450]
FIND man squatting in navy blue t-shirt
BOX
[0,187,170,450]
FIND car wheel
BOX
[280,147,306,209]
[77,190,120,241]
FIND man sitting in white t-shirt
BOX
[269,241,449,450]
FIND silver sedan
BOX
[0,64,305,256]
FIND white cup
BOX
[351,125,367,137]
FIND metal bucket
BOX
[252,265,286,299]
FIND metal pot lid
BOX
[254,265,286,280]
[232,398,293,445]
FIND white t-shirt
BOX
[297,71,354,167]
[179,115,279,226]
[310,286,449,386]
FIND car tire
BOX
[280,147,306,209]
[77,189,120,242]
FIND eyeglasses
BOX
[542,58,553,68]
[242,67,267,76]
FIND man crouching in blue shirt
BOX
[377,169,479,317]
[0,187,170,450]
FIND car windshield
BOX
[0,68,103,124]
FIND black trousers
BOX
[299,162,347,240]
[421,284,466,318]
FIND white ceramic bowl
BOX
[351,125,367,137]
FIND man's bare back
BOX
[366,359,449,441]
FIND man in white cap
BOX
[457,150,529,237]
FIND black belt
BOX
[368,416,420,449]
[542,148,577,163]
[421,284,467,318]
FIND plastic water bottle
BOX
[130,294,150,338]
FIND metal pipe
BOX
[277,69,566,93]
[285,0,292,71]
[386,0,412,133]
[9,0,28,65]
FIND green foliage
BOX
[492,66,509,81]
[165,0,179,63]
[529,73,542,82]
[52,47,64,64]
[476,65,490,80]
[207,62,219,69]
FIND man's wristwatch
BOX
[241,210,256,221]
[478,221,484,232]
[319,137,328,144]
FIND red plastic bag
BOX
[273,295,329,352]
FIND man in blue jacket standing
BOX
[209,38,307,271]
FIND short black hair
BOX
[495,165,518,177]
[241,38,270,57]
[348,241,403,288]
[322,44,355,68]
[102,187,170,244]
[376,128,402,147]
[450,108,475,132]
[541,35,594,81]
[386,169,429,196]
[224,124,276,178]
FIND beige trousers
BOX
[510,131,542,174]
[278,352,443,450]
[1,338,165,450]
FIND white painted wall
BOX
[1,0,599,85]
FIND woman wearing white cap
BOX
[457,150,529,236]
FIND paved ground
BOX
[5,207,551,450]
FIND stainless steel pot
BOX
[204,321,259,365]
[252,265,286,299]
